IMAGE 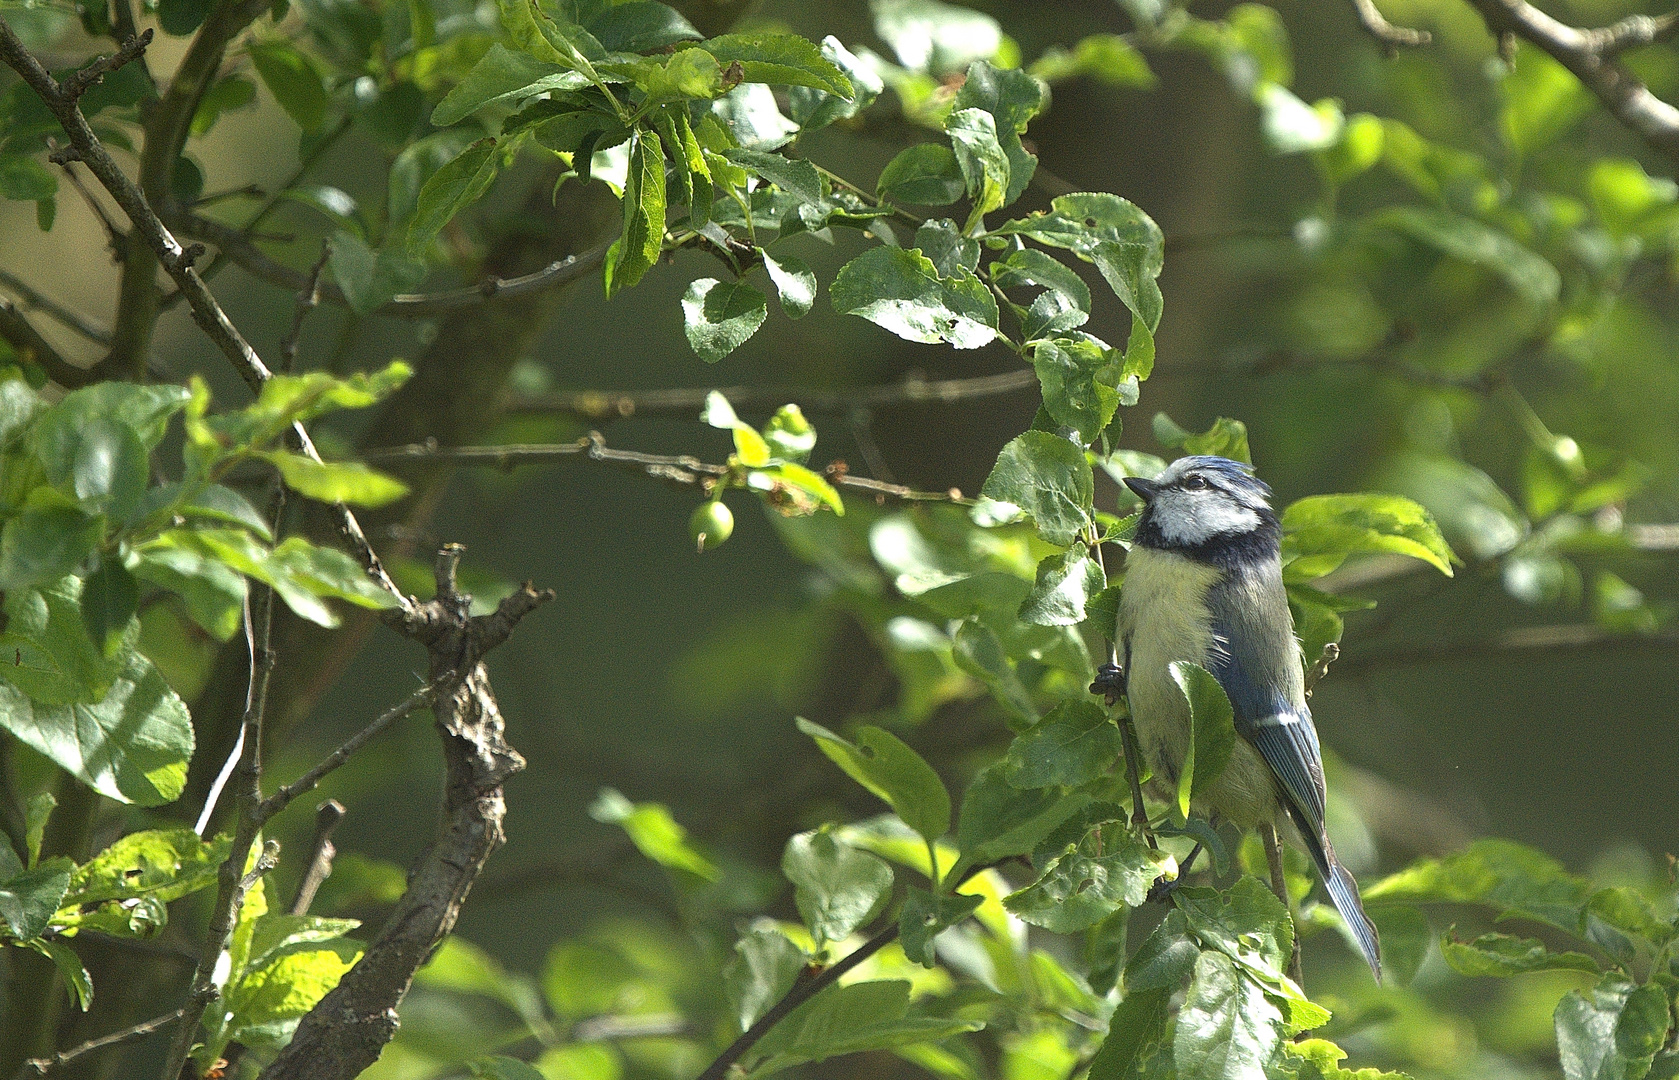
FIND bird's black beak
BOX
[1124,476,1159,502]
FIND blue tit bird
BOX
[1115,455,1381,980]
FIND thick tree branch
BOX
[174,212,611,317]
[257,547,552,1080]
[361,435,978,504]
[503,368,1038,420]
[1460,0,1679,168]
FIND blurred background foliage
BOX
[1,0,1677,1076]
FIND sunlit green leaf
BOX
[589,787,720,881]
[782,828,893,945]
[830,246,999,350]
[797,718,950,842]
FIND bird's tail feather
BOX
[1286,806,1382,982]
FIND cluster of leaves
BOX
[0,821,360,1052]
[0,361,408,1011]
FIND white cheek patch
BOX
[1152,491,1263,545]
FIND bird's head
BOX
[1125,456,1277,551]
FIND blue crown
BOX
[1162,455,1272,506]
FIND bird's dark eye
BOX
[1182,475,1208,490]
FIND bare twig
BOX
[52,157,126,256]
[695,920,902,1080]
[289,800,346,916]
[279,240,332,372]
[0,268,110,346]
[572,1015,692,1042]
[1304,642,1340,698]
[60,27,153,98]
[11,1007,184,1080]
[1460,0,1679,168]
[504,368,1038,420]
[1348,0,1431,51]
[360,435,977,504]
[256,685,438,825]
[257,548,552,1080]
[175,212,612,318]
[0,296,92,388]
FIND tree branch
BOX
[503,368,1038,420]
[1459,0,1679,169]
[0,268,111,346]
[288,800,345,916]
[0,295,93,388]
[174,212,611,318]
[1348,0,1432,51]
[254,684,438,825]
[11,1008,184,1080]
[360,435,978,504]
[257,547,552,1080]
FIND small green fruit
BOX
[690,501,734,551]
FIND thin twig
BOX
[175,212,612,318]
[0,296,91,388]
[694,921,901,1080]
[0,268,111,346]
[11,1007,184,1080]
[60,27,153,97]
[1303,642,1339,699]
[505,368,1038,420]
[279,240,331,372]
[255,685,438,825]
[52,156,126,255]
[289,800,346,915]
[1347,0,1432,51]
[360,435,977,504]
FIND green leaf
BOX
[588,1,700,53]
[724,148,825,205]
[951,620,1038,725]
[914,219,979,279]
[189,74,256,137]
[950,60,1043,206]
[994,248,1091,314]
[1587,886,1674,946]
[1368,904,1432,988]
[724,929,805,1031]
[328,231,428,315]
[1173,950,1284,1080]
[1005,699,1121,788]
[1031,338,1121,445]
[23,792,53,869]
[993,192,1164,330]
[830,246,999,350]
[682,278,768,362]
[873,0,1002,75]
[1501,48,1594,156]
[1258,85,1344,155]
[751,979,982,1074]
[1373,206,1560,308]
[1174,877,1296,985]
[1281,493,1456,580]
[954,763,1090,874]
[979,431,1093,547]
[693,33,854,96]
[878,143,965,206]
[224,939,362,1036]
[0,576,128,705]
[1006,838,1170,932]
[899,886,983,966]
[603,128,665,297]
[1029,34,1155,88]
[1363,839,1590,933]
[26,938,91,1011]
[141,482,274,539]
[265,536,400,618]
[1018,545,1107,628]
[0,154,57,202]
[588,787,720,880]
[763,404,816,462]
[1087,985,1171,1079]
[1316,112,1385,188]
[1440,930,1600,977]
[1125,908,1200,992]
[66,828,232,906]
[0,856,73,939]
[406,138,500,254]
[945,107,1009,220]
[133,543,249,641]
[796,719,950,842]
[80,556,138,658]
[761,251,816,319]
[781,828,893,945]
[0,504,103,591]
[1168,661,1237,821]
[1556,975,1668,1080]
[249,41,330,133]
[263,451,409,508]
[467,1057,547,1080]
[787,35,881,131]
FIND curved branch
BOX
[1348,0,1432,49]
[503,368,1038,420]
[174,212,610,318]
[1460,0,1679,169]
[0,268,111,346]
[0,296,93,388]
